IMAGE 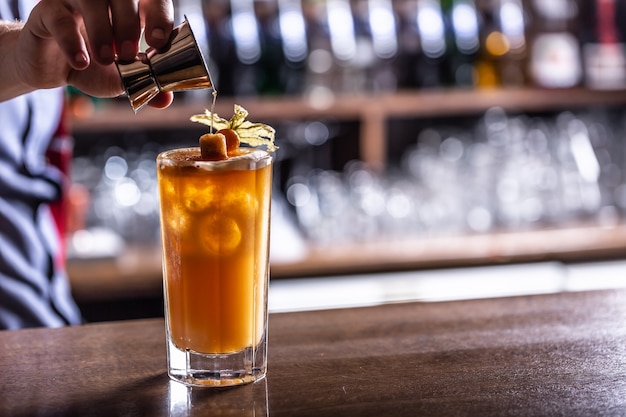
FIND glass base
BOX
[167,336,267,387]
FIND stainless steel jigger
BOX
[116,18,213,113]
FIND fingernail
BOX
[151,28,166,41]
[120,41,137,59]
[74,51,89,68]
[100,44,114,62]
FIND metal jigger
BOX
[116,18,213,113]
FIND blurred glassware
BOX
[280,107,626,249]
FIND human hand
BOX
[16,0,174,107]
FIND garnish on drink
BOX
[191,104,278,160]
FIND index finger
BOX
[139,0,174,49]
[108,0,141,62]
[72,0,117,65]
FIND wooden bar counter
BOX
[2,289,626,416]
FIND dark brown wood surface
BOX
[2,289,626,416]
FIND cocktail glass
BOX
[157,147,272,387]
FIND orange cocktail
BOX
[157,146,272,386]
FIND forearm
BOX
[0,21,36,101]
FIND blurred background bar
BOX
[65,0,626,322]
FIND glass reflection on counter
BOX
[167,379,269,417]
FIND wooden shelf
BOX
[66,88,626,302]
[283,223,626,276]
[67,222,626,303]
[70,87,626,131]
[69,87,626,170]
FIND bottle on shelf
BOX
[277,0,309,94]
[580,0,626,90]
[474,0,528,88]
[415,0,448,88]
[366,0,399,92]
[301,0,342,106]
[202,0,238,96]
[254,0,290,95]
[442,0,481,88]
[342,0,375,92]
[327,0,382,93]
[527,0,583,89]
[394,0,423,89]
[229,0,262,96]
